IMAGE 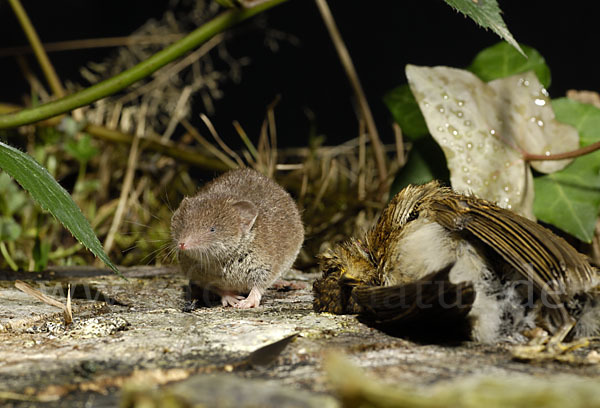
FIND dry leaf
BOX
[406,65,579,219]
[406,65,533,218]
[489,71,578,173]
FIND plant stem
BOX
[7,0,65,98]
[49,243,83,260]
[0,0,288,129]
[523,140,600,161]
[0,241,18,271]
[314,0,387,183]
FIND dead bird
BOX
[313,181,600,344]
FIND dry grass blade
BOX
[161,86,193,141]
[0,34,185,57]
[233,120,259,163]
[66,283,73,324]
[15,280,65,310]
[181,118,239,169]
[15,280,72,324]
[103,101,147,255]
[358,119,366,201]
[314,0,387,183]
[394,123,406,168]
[199,113,244,167]
[0,390,57,403]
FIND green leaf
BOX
[0,216,21,241]
[534,176,600,243]
[65,133,99,163]
[383,84,429,141]
[468,42,551,87]
[552,98,600,147]
[533,98,600,242]
[443,0,524,57]
[0,141,121,276]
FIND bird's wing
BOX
[352,264,474,324]
[430,194,595,300]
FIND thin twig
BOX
[522,141,600,161]
[7,0,65,97]
[314,0,387,183]
[0,34,185,57]
[358,119,366,201]
[393,123,406,167]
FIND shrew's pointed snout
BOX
[179,242,187,250]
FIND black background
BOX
[0,1,598,147]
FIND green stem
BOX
[49,243,83,260]
[0,0,287,129]
[7,0,65,97]
[0,241,18,271]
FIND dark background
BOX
[0,1,598,147]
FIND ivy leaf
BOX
[443,0,524,57]
[468,42,551,87]
[0,141,121,276]
[534,176,600,243]
[533,98,600,242]
[383,85,429,141]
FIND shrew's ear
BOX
[232,200,258,233]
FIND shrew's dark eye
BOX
[209,227,216,233]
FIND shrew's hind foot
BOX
[220,291,246,307]
[233,287,262,309]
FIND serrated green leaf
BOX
[533,98,600,242]
[383,84,429,141]
[443,0,524,57]
[0,141,121,276]
[468,42,551,87]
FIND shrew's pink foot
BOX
[233,287,262,309]
[219,291,245,307]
